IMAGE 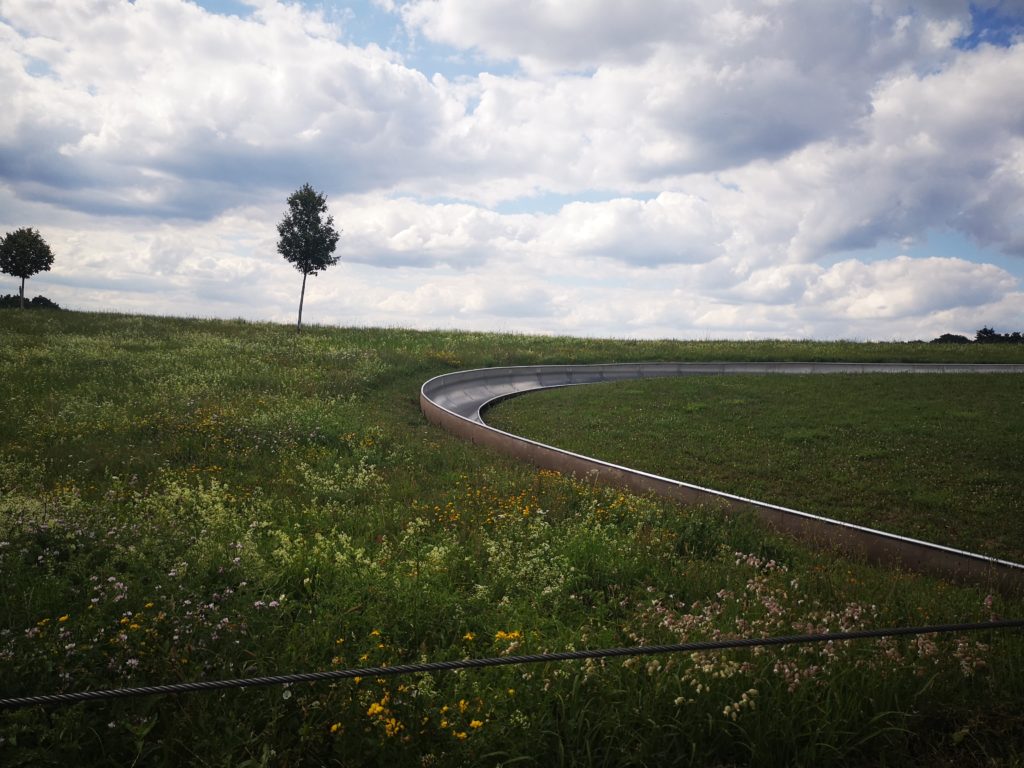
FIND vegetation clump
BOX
[931,327,1023,344]
[0,294,61,310]
[0,228,55,310]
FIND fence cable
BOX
[2,619,1022,710]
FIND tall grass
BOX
[1,310,1023,767]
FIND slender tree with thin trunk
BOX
[0,228,54,309]
[276,184,341,333]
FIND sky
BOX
[1,0,1023,340]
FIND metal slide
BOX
[421,362,1024,592]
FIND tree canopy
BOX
[0,228,55,309]
[276,184,341,332]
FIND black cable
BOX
[1,619,1021,710]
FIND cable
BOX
[2,619,1021,710]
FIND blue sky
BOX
[1,0,1022,339]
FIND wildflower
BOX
[367,702,385,717]
[329,722,342,734]
[463,631,475,641]
[469,720,483,729]
[58,614,70,623]
[453,731,468,741]
[458,699,469,713]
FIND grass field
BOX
[2,310,1024,767]
[486,373,1024,563]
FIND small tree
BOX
[276,184,341,333]
[0,228,55,309]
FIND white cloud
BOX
[0,1,451,217]
[1,0,1022,341]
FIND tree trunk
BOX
[19,277,24,309]
[296,270,308,333]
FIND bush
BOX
[0,294,62,310]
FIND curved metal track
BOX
[421,362,1024,592]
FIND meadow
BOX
[486,373,1024,563]
[1,310,1024,767]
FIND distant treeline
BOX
[932,327,1023,344]
[0,294,62,310]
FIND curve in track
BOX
[421,362,1024,593]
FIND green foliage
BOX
[277,184,340,332]
[975,326,1024,344]
[0,295,61,310]
[0,311,1023,766]
[276,184,340,278]
[0,228,55,309]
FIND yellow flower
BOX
[144,602,154,609]
[384,717,404,737]
[469,720,483,729]
[367,702,385,718]
[462,631,475,641]
[329,722,342,734]
[57,614,70,623]
[454,731,468,741]
[370,629,381,637]
[458,699,469,713]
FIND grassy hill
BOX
[1,310,1023,767]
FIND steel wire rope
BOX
[2,619,1022,710]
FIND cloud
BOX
[336,195,538,268]
[398,0,969,74]
[0,1,452,218]
[784,43,1024,260]
[1,0,1022,341]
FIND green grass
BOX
[1,310,1024,767]
[486,373,1024,563]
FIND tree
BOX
[276,184,341,333]
[930,333,970,344]
[0,228,54,310]
[975,326,1000,344]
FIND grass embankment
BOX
[1,310,1023,767]
[486,373,1024,563]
